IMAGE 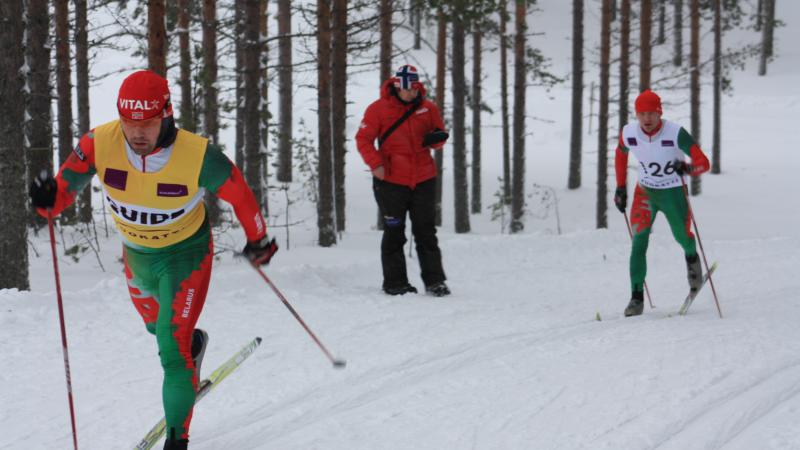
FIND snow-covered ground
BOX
[2,1,799,449]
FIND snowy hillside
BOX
[2,0,799,449]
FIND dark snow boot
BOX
[425,282,451,297]
[624,290,645,317]
[686,253,702,292]
[191,328,209,384]
[164,429,188,450]
[383,283,418,296]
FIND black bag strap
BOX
[378,100,421,148]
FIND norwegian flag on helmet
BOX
[394,65,420,90]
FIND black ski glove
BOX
[29,170,58,209]
[422,129,449,147]
[673,160,692,176]
[242,236,278,266]
[614,186,627,213]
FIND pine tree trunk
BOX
[259,0,269,215]
[75,0,92,224]
[0,0,30,290]
[25,0,52,227]
[276,0,293,182]
[712,0,721,174]
[470,23,482,214]
[673,0,683,66]
[413,0,421,50]
[377,0,392,230]
[568,0,583,190]
[690,0,701,195]
[765,0,775,57]
[235,2,245,170]
[177,0,196,132]
[148,0,167,76]
[434,8,446,225]
[755,0,763,32]
[500,1,511,204]
[597,0,612,229]
[317,0,336,246]
[619,0,631,130]
[203,0,221,223]
[379,0,393,84]
[657,0,666,45]
[452,8,470,233]
[611,0,617,21]
[331,0,347,232]
[758,0,775,75]
[244,0,263,208]
[639,0,652,91]
[55,0,75,223]
[510,0,526,234]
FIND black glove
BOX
[422,129,449,147]
[29,170,58,209]
[242,236,278,266]
[673,160,691,176]
[614,186,627,213]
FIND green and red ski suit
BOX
[615,119,710,292]
[39,120,267,440]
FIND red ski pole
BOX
[46,210,79,450]
[680,177,723,318]
[623,211,655,308]
[251,264,346,369]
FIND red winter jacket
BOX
[355,79,447,188]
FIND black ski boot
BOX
[686,253,702,293]
[383,283,418,295]
[425,282,451,297]
[164,429,188,450]
[191,328,209,384]
[624,290,645,317]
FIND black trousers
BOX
[373,177,446,289]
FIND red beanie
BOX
[635,89,662,114]
[117,70,172,121]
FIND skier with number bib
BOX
[613,90,711,317]
[28,70,277,449]
[355,64,451,297]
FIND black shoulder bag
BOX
[377,100,421,148]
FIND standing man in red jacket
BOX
[355,65,451,296]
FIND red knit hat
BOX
[117,70,173,121]
[635,89,662,114]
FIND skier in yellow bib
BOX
[29,70,277,449]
